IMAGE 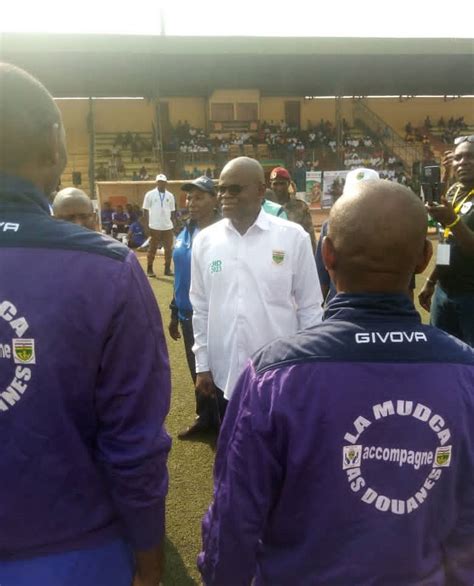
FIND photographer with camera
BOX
[418,136,474,346]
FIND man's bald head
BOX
[0,63,67,194]
[323,180,431,293]
[218,157,266,233]
[220,156,265,184]
[53,188,95,230]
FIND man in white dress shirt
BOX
[143,173,176,277]
[190,157,323,423]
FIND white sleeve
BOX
[190,236,209,373]
[142,192,151,211]
[292,232,324,330]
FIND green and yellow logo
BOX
[272,250,285,265]
[434,446,452,468]
[12,338,36,365]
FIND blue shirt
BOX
[101,209,113,226]
[262,199,288,219]
[172,221,198,320]
[129,221,146,246]
[112,211,129,224]
[0,538,133,586]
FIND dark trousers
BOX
[180,317,228,428]
[431,285,474,347]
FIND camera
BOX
[421,165,443,204]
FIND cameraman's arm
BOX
[441,150,453,186]
[448,218,474,256]
[418,267,439,312]
[428,198,474,257]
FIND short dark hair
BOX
[0,63,61,171]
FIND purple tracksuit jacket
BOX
[199,294,474,585]
[0,173,171,558]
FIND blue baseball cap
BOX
[181,176,216,195]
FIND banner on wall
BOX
[321,170,349,209]
[305,171,323,209]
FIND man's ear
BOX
[45,122,67,168]
[414,239,433,274]
[40,123,60,166]
[322,235,337,272]
[257,182,266,204]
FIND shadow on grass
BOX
[176,430,218,452]
[156,276,175,285]
[164,536,198,585]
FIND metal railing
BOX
[353,99,423,174]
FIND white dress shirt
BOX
[190,209,323,400]
[142,188,175,230]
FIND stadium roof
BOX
[2,34,473,97]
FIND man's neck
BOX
[230,211,260,235]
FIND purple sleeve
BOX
[198,363,282,585]
[444,388,474,583]
[95,252,171,550]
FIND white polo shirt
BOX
[143,188,175,231]
[190,209,323,399]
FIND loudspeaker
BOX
[72,171,82,186]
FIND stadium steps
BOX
[61,152,90,193]
[94,132,158,180]
[353,100,421,176]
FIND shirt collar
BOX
[224,208,271,235]
[324,293,421,324]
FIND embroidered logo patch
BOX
[13,338,36,364]
[209,260,223,274]
[272,250,285,265]
[343,445,362,470]
[434,446,452,468]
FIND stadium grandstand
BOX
[2,34,473,206]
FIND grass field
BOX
[138,254,214,585]
[137,241,436,585]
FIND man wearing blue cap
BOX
[168,176,222,438]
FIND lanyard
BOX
[443,186,474,239]
[158,191,166,207]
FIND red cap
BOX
[270,167,291,181]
